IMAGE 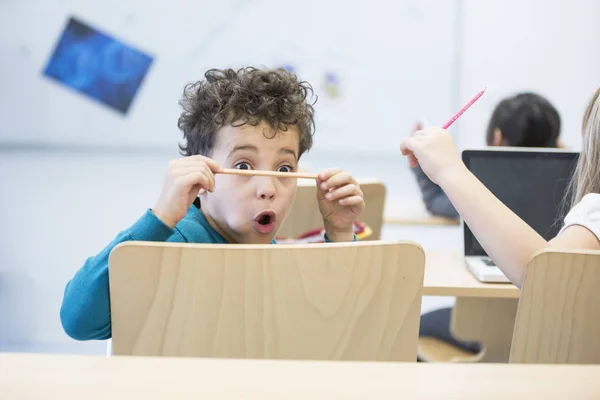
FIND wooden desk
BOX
[424,251,519,298]
[384,216,460,226]
[383,201,460,226]
[2,353,599,399]
[423,251,520,362]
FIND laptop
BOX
[462,148,578,283]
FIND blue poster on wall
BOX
[43,16,154,114]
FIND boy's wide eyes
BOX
[234,162,251,170]
[233,162,294,172]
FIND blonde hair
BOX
[568,88,600,208]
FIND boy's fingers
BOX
[205,159,222,173]
[175,165,212,176]
[317,167,343,182]
[325,183,362,202]
[339,195,364,207]
[176,166,215,191]
[320,172,356,191]
[182,155,222,172]
[200,164,216,192]
[176,172,211,190]
[186,166,216,192]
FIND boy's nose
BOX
[256,177,276,200]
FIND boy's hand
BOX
[152,155,221,228]
[316,168,365,242]
[401,126,467,186]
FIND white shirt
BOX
[560,193,600,241]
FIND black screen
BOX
[463,150,578,256]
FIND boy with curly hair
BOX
[60,67,365,341]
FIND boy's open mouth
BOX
[253,210,277,234]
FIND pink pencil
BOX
[442,88,486,129]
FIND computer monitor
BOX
[462,148,579,257]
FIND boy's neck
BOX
[200,208,238,244]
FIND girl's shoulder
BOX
[561,193,600,240]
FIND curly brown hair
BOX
[177,67,316,158]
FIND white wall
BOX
[456,0,600,151]
[1,1,598,355]
[0,0,459,156]
[0,149,175,354]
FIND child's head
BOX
[569,87,600,207]
[486,92,561,148]
[177,67,316,244]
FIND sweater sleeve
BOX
[59,210,185,341]
[324,233,358,242]
[411,164,459,220]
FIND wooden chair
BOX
[107,240,425,361]
[510,249,600,364]
[277,179,386,240]
[417,298,518,363]
[420,249,600,364]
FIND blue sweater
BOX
[60,203,348,341]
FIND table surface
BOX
[1,352,598,399]
[423,251,520,298]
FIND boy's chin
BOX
[237,232,276,245]
[248,235,276,245]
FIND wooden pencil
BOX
[218,168,318,179]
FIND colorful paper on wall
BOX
[43,16,154,114]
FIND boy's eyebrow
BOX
[228,145,258,157]
[279,147,298,160]
[228,145,298,160]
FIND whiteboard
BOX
[0,0,459,155]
